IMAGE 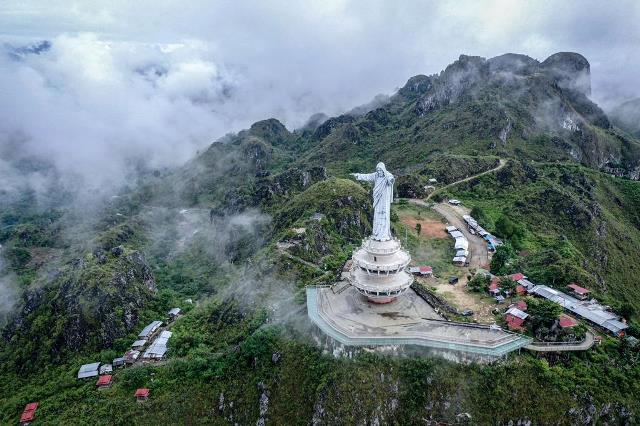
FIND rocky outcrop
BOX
[248,118,292,146]
[2,249,156,368]
[541,52,591,96]
[255,166,327,204]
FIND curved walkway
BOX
[525,330,596,352]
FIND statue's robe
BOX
[354,164,395,241]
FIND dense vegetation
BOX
[2,51,640,424]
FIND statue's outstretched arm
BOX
[351,172,376,182]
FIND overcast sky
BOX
[1,0,639,191]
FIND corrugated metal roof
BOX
[143,330,173,358]
[168,308,181,316]
[506,307,528,320]
[138,320,162,338]
[531,285,628,335]
[78,362,101,379]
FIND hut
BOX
[77,362,101,379]
[96,375,113,390]
[135,388,150,402]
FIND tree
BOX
[490,243,516,275]
[528,298,562,329]
[415,223,422,235]
[499,276,516,301]
[495,214,526,249]
[467,274,490,292]
[470,205,488,226]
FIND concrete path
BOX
[525,330,596,352]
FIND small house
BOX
[495,295,505,304]
[505,307,529,330]
[514,300,528,311]
[559,314,579,329]
[567,283,590,300]
[20,403,38,426]
[143,330,172,360]
[445,225,458,233]
[131,339,147,350]
[135,388,150,402]
[113,357,125,368]
[167,307,182,320]
[419,266,433,276]
[428,178,438,183]
[96,375,113,390]
[510,272,525,281]
[488,279,501,296]
[448,276,459,285]
[452,256,467,266]
[77,362,101,379]
[138,321,163,339]
[124,350,141,364]
[99,364,113,375]
[448,199,461,205]
[414,266,433,276]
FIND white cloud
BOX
[0,1,638,198]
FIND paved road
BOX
[525,330,596,352]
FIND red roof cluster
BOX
[96,375,112,386]
[135,388,150,398]
[559,314,579,328]
[20,402,38,423]
[510,272,525,281]
[515,284,526,295]
[489,279,500,291]
[515,300,528,311]
[567,283,589,295]
[506,315,525,330]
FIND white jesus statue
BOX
[351,162,395,241]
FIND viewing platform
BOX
[306,286,532,360]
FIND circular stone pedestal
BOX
[349,238,413,303]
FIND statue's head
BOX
[376,162,386,176]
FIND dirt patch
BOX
[425,275,497,324]
[400,217,447,238]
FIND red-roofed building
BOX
[504,307,528,331]
[567,283,590,300]
[135,388,150,402]
[20,402,39,425]
[515,300,528,311]
[488,278,501,295]
[510,272,525,281]
[96,375,113,389]
[506,316,525,330]
[559,314,579,329]
[24,403,38,412]
[418,266,433,276]
[515,284,526,295]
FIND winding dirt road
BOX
[425,158,507,201]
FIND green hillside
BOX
[2,51,640,424]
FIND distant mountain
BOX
[609,98,640,138]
